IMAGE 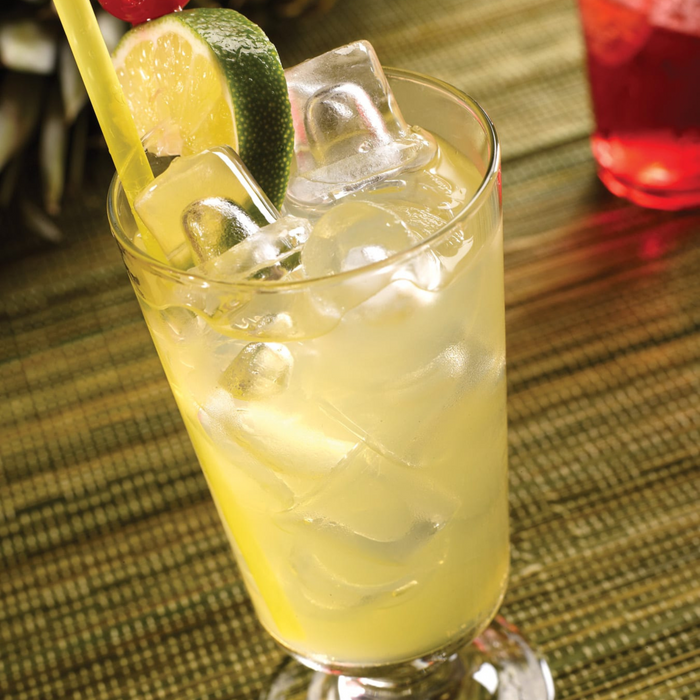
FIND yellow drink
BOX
[129,139,508,669]
[109,71,507,672]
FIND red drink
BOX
[579,0,700,210]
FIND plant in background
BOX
[0,0,334,242]
[0,1,125,241]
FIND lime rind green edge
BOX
[112,8,295,210]
[175,9,294,211]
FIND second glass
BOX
[109,70,552,700]
[578,0,700,210]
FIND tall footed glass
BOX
[108,70,553,700]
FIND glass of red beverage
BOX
[578,0,700,210]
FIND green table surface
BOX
[1,0,699,698]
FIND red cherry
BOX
[96,0,191,25]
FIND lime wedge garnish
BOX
[112,8,294,209]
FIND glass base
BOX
[597,167,700,211]
[590,134,700,211]
[265,617,554,700]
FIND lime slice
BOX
[112,8,294,208]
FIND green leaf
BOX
[40,85,68,215]
[21,199,63,242]
[59,39,87,123]
[0,20,57,74]
[0,153,23,208]
[67,109,89,195]
[0,72,44,173]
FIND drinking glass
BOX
[108,69,554,700]
[578,0,700,210]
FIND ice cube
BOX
[289,546,421,611]
[157,306,200,341]
[313,338,508,514]
[135,146,278,268]
[302,200,421,278]
[199,387,359,501]
[197,394,295,510]
[219,342,293,401]
[281,445,458,560]
[183,197,261,263]
[247,311,296,339]
[284,41,436,208]
[193,215,311,283]
[277,445,456,609]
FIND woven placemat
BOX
[2,0,699,698]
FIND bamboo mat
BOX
[1,0,699,698]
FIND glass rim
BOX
[107,67,501,292]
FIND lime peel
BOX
[112,8,294,210]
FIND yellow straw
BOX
[53,0,166,262]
